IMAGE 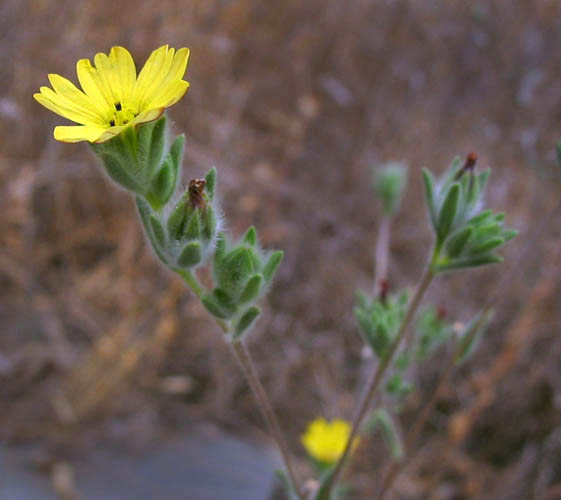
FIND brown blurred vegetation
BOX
[1,0,561,498]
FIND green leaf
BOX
[148,115,167,178]
[217,247,254,296]
[167,196,188,240]
[101,153,144,193]
[169,134,185,172]
[445,226,473,257]
[177,241,202,268]
[150,160,177,207]
[437,183,460,243]
[263,250,284,284]
[422,168,438,229]
[434,253,503,272]
[467,209,493,225]
[556,142,561,166]
[233,306,261,340]
[243,226,258,246]
[312,464,336,500]
[201,206,217,243]
[274,470,300,500]
[205,167,217,201]
[477,169,491,196]
[503,229,518,241]
[149,215,166,249]
[362,409,403,460]
[455,310,493,364]
[239,274,263,304]
[136,197,168,265]
[201,289,237,319]
[470,237,505,255]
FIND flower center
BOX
[108,102,137,127]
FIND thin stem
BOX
[178,269,205,299]
[325,264,435,494]
[231,339,303,500]
[374,216,391,295]
[178,270,229,333]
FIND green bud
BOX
[233,306,261,340]
[373,162,408,216]
[177,241,203,268]
[426,155,516,273]
[216,247,254,298]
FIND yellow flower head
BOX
[34,45,190,143]
[301,418,359,464]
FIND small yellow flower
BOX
[301,418,359,464]
[34,45,190,143]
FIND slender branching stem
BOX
[325,263,436,495]
[177,269,302,497]
[374,216,391,295]
[231,339,303,500]
[375,199,561,499]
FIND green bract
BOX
[422,156,517,273]
[91,115,183,211]
[137,167,220,271]
[415,306,455,360]
[373,162,408,216]
[202,228,284,339]
[354,290,408,359]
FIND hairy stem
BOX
[374,216,391,295]
[326,264,435,494]
[231,339,303,499]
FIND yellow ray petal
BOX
[133,45,173,111]
[109,46,136,106]
[34,87,106,126]
[93,52,118,105]
[54,125,107,143]
[47,74,106,122]
[76,59,114,115]
[145,80,189,110]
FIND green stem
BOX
[177,269,229,333]
[324,262,436,495]
[177,269,205,299]
[231,339,303,500]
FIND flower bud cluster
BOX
[202,228,283,339]
[423,154,517,272]
[136,167,220,271]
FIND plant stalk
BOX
[374,216,391,295]
[325,264,435,494]
[231,339,303,499]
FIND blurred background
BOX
[1,0,561,499]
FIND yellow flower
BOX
[34,45,190,143]
[301,418,359,464]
